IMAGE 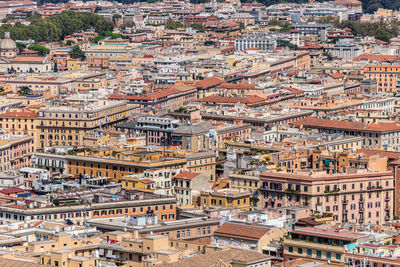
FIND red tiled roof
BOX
[286,87,304,94]
[329,73,345,79]
[0,111,37,118]
[298,45,323,50]
[12,56,46,63]
[141,178,154,184]
[356,149,400,160]
[195,77,223,89]
[214,223,270,241]
[173,171,201,180]
[375,39,388,45]
[217,82,256,90]
[292,118,400,133]
[198,95,265,104]
[0,188,24,194]
[353,53,400,62]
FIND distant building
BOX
[234,36,276,51]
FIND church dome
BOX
[0,32,16,50]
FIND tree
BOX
[119,21,135,30]
[29,67,34,73]
[95,19,114,35]
[28,44,50,55]
[93,35,105,43]
[18,86,32,96]
[15,41,26,53]
[190,23,205,32]
[165,18,186,30]
[112,14,122,19]
[69,45,86,60]
[276,39,298,50]
[65,40,75,46]
[53,62,58,72]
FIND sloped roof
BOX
[195,77,223,89]
[158,248,270,267]
[173,171,202,180]
[214,222,270,241]
[173,121,213,136]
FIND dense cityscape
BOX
[0,0,399,266]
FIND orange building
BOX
[364,65,400,93]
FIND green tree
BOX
[29,68,34,73]
[28,44,50,55]
[119,21,135,30]
[15,41,26,53]
[65,40,75,46]
[69,45,86,60]
[276,39,298,50]
[95,19,114,35]
[165,18,186,30]
[18,86,32,96]
[112,14,122,19]
[190,23,205,32]
[93,35,105,43]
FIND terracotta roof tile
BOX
[0,111,37,118]
[195,77,223,89]
[292,117,400,132]
[329,73,344,79]
[173,171,201,180]
[214,222,270,241]
[198,95,265,104]
[158,248,269,267]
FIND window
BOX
[317,251,321,258]
[307,249,312,256]
[288,246,293,253]
[336,254,341,260]
[298,248,303,254]
[326,252,331,259]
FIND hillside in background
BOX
[37,0,398,14]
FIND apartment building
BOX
[234,36,276,51]
[173,171,211,206]
[213,222,285,253]
[0,191,177,224]
[0,110,38,148]
[117,116,181,146]
[364,65,400,93]
[0,134,33,172]
[172,121,216,153]
[36,100,133,149]
[260,171,394,224]
[284,227,369,264]
[109,88,197,112]
[292,118,400,151]
[199,189,251,211]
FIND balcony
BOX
[285,189,300,194]
[385,197,390,202]
[385,206,390,211]
[324,189,340,194]
[342,200,348,204]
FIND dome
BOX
[0,32,16,50]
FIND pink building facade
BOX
[260,171,394,225]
